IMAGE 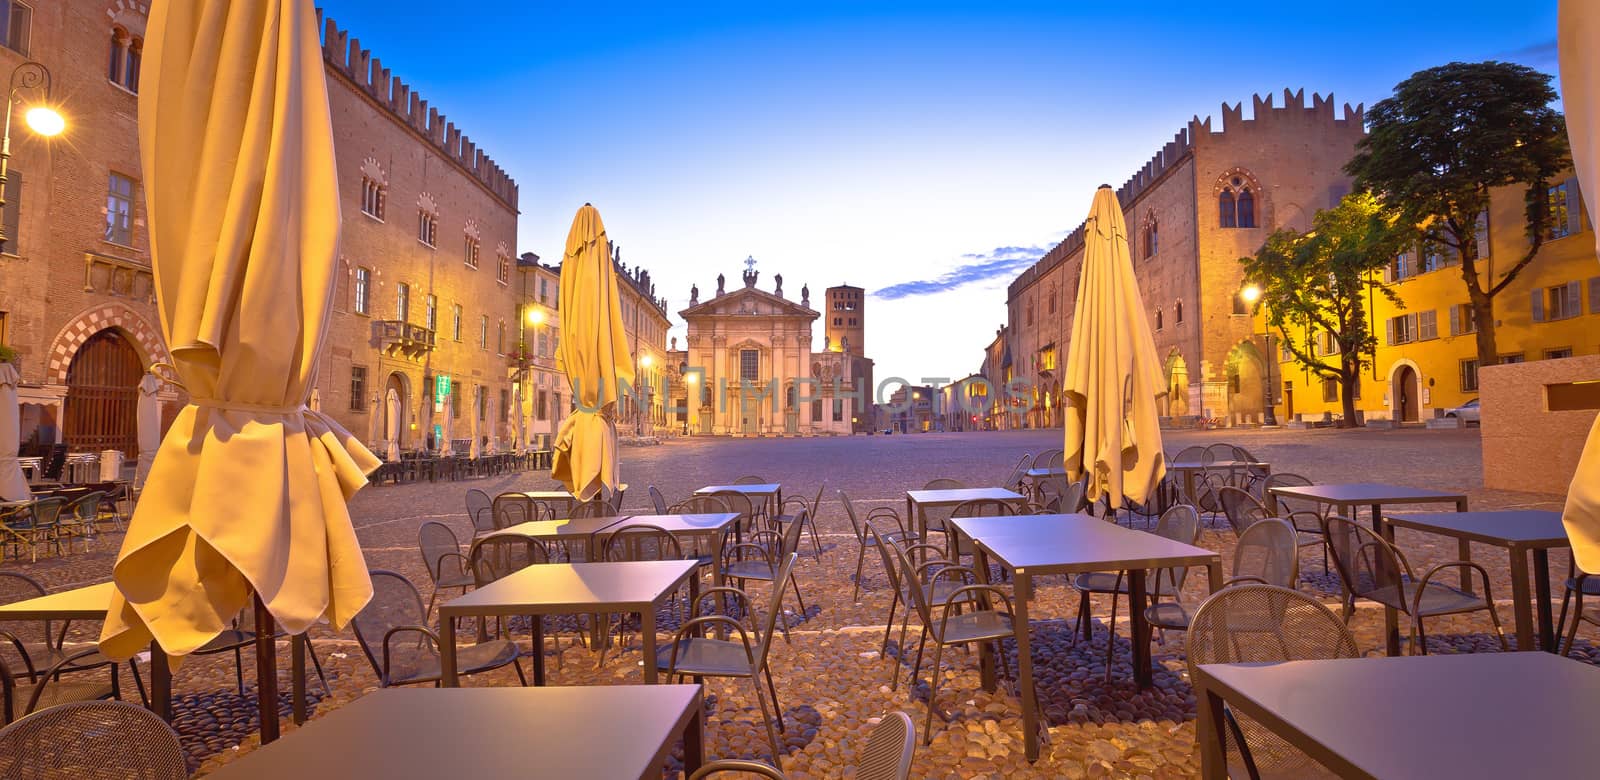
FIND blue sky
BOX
[321,0,1560,386]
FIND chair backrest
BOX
[0,700,187,779]
[492,493,537,529]
[733,475,768,485]
[1171,445,1212,465]
[27,498,67,528]
[0,574,49,649]
[1233,518,1299,588]
[571,500,618,520]
[602,524,683,562]
[708,490,755,527]
[838,490,867,542]
[1150,504,1202,596]
[1033,448,1063,469]
[607,486,626,511]
[350,570,431,681]
[465,489,494,533]
[649,485,670,514]
[1262,472,1317,513]
[687,761,788,779]
[671,495,730,516]
[922,478,965,491]
[807,483,825,518]
[1000,453,1032,492]
[779,509,808,557]
[865,523,904,596]
[753,553,800,669]
[417,521,464,583]
[950,498,1016,519]
[468,536,547,586]
[856,710,916,780]
[1204,443,1239,461]
[1323,515,1411,611]
[1217,487,1267,537]
[66,491,105,521]
[1187,584,1358,777]
[889,543,936,625]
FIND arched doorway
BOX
[1226,343,1266,424]
[384,372,408,450]
[1164,351,1190,417]
[64,329,143,455]
[1394,365,1420,423]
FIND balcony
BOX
[82,251,155,302]
[372,320,435,359]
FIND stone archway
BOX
[1391,362,1422,423]
[63,329,144,455]
[1163,350,1190,417]
[1226,342,1266,424]
[46,302,169,385]
[384,372,410,450]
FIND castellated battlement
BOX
[1009,89,1362,300]
[317,11,519,210]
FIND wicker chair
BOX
[891,541,1018,746]
[1146,517,1298,636]
[1324,515,1508,654]
[840,491,914,601]
[1260,473,1332,572]
[0,700,186,779]
[720,509,809,639]
[1073,504,1200,680]
[418,521,475,619]
[649,485,670,514]
[464,488,495,537]
[57,491,105,552]
[5,498,66,561]
[857,710,916,780]
[660,553,800,766]
[1188,584,1358,779]
[350,569,525,687]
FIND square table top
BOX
[1023,467,1067,479]
[952,513,1219,573]
[1194,652,1598,780]
[440,560,697,616]
[906,487,1025,506]
[1266,482,1466,506]
[486,515,626,541]
[695,483,781,496]
[0,581,114,621]
[602,513,741,535]
[1168,459,1264,471]
[206,685,703,780]
[1383,510,1568,548]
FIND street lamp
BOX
[1240,283,1279,426]
[1,61,62,252]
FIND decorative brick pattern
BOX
[46,301,169,383]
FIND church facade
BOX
[678,260,863,436]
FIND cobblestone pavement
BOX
[2,426,1579,777]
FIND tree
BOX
[1346,61,1570,370]
[1240,193,1408,427]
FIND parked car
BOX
[1443,398,1481,424]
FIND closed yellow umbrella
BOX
[551,204,633,501]
[101,0,380,683]
[1558,0,1600,571]
[1062,186,1167,508]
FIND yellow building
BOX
[1263,171,1598,424]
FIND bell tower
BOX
[824,284,864,356]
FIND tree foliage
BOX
[1240,192,1408,425]
[1345,61,1570,367]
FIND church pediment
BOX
[679,286,817,320]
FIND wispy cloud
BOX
[874,244,1046,300]
[1500,39,1558,67]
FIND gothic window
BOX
[1237,187,1256,228]
[1142,212,1159,257]
[109,28,142,90]
[1155,309,1163,332]
[1175,300,1184,324]
[1218,189,1237,228]
[1218,173,1259,229]
[417,209,437,247]
[361,176,385,219]
[497,252,509,284]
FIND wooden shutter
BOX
[1418,310,1437,340]
[1407,313,1418,342]
[1385,317,1395,345]
[1448,305,1460,336]
[1567,281,1582,319]
[1567,178,1584,237]
[1589,277,1600,314]
[1532,289,1545,322]
[1,168,19,253]
[1474,211,1489,260]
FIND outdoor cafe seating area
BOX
[0,439,1594,778]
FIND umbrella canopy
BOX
[384,389,401,462]
[552,204,634,501]
[440,396,454,455]
[133,373,161,490]
[1559,0,1600,571]
[367,390,382,454]
[101,0,381,663]
[1061,186,1167,509]
[0,363,29,501]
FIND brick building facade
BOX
[998,90,1367,427]
[0,3,523,459]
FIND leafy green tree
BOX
[1240,193,1407,427]
[1346,61,1569,369]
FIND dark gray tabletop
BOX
[1266,482,1465,505]
[1195,653,1599,780]
[440,560,697,616]
[952,513,1218,572]
[602,513,740,535]
[205,685,703,779]
[1385,510,1568,548]
[906,487,1024,506]
[695,483,781,495]
[486,515,626,540]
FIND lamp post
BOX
[636,352,653,437]
[0,61,63,252]
[1240,284,1279,427]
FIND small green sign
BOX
[436,374,452,397]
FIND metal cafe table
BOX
[905,486,1024,547]
[694,482,783,518]
[1383,510,1569,652]
[1194,652,1598,780]
[1166,459,1270,502]
[952,512,1223,762]
[439,559,698,686]
[484,514,629,561]
[597,512,741,584]
[206,685,706,780]
[519,484,629,515]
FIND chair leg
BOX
[763,664,785,732]
[1483,602,1510,652]
[1563,588,1586,656]
[511,657,528,686]
[305,640,330,695]
[1557,585,1575,646]
[1104,589,1120,685]
[787,574,807,622]
[1076,590,1092,643]
[233,647,246,696]
[425,590,439,622]
[751,670,784,766]
[923,639,946,746]
[880,591,899,657]
[906,625,929,693]
[1411,614,1428,656]
[806,519,824,561]
[127,657,149,708]
[852,544,868,602]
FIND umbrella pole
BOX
[253,594,280,743]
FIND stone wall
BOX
[1481,354,1600,495]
